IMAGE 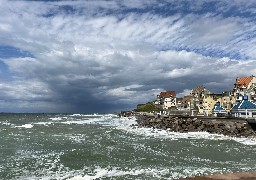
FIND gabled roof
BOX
[159,91,176,98]
[234,76,254,89]
[192,86,204,94]
[212,102,227,113]
[231,95,256,110]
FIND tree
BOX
[134,102,160,112]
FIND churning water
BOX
[1,113,256,179]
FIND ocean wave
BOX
[15,123,34,129]
[69,113,102,117]
[66,166,225,180]
[49,117,63,121]
[115,117,256,146]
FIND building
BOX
[190,86,205,115]
[220,91,235,112]
[176,97,184,110]
[230,94,256,118]
[155,91,176,113]
[212,102,227,117]
[182,95,191,110]
[233,75,256,103]
[202,92,222,116]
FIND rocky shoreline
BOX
[134,114,256,137]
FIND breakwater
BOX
[135,114,256,137]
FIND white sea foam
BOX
[115,117,256,146]
[1,121,12,126]
[31,114,256,146]
[70,114,83,117]
[34,121,53,126]
[49,117,63,121]
[31,114,118,128]
[66,166,224,180]
[8,149,254,180]
[232,137,256,146]
[61,119,97,125]
[15,124,34,128]
[69,113,101,117]
[60,114,119,126]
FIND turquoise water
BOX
[0,113,256,179]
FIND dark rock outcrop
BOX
[135,115,256,137]
[118,111,135,117]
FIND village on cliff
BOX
[135,75,256,119]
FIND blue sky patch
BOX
[0,60,12,81]
[0,45,34,59]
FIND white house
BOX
[156,91,176,112]
[230,95,256,118]
[233,75,256,103]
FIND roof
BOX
[231,95,256,110]
[182,95,191,104]
[159,91,176,98]
[234,75,254,89]
[192,86,204,94]
[212,102,227,113]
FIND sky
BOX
[0,0,256,113]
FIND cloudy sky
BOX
[0,0,256,113]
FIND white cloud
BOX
[0,0,256,112]
[176,89,192,98]
[187,15,240,45]
[0,80,52,100]
[107,85,143,97]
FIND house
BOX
[156,91,176,113]
[212,102,227,117]
[233,75,256,103]
[190,86,205,115]
[202,92,222,116]
[182,95,191,110]
[176,97,184,110]
[220,91,235,112]
[190,85,229,116]
[230,94,256,118]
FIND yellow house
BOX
[220,95,235,112]
[201,92,222,116]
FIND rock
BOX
[134,114,256,137]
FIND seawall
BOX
[135,114,256,137]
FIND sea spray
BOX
[0,113,256,179]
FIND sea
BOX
[1,113,256,180]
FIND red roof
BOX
[159,91,176,98]
[235,76,254,88]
